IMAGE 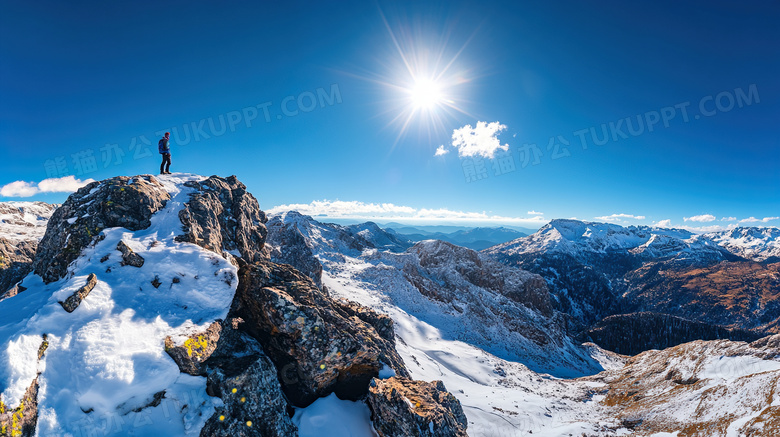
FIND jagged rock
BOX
[161,318,297,436]
[164,321,222,376]
[32,175,169,283]
[116,240,144,267]
[176,175,268,264]
[264,214,324,286]
[201,319,297,436]
[59,273,97,313]
[231,259,409,407]
[336,299,396,343]
[367,377,468,437]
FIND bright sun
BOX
[409,78,443,109]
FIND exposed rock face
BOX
[410,240,553,317]
[58,273,97,313]
[116,240,144,267]
[0,202,57,297]
[264,213,324,286]
[586,312,762,355]
[232,260,410,407]
[0,239,38,299]
[32,175,169,284]
[367,377,468,437]
[176,176,268,264]
[202,320,297,437]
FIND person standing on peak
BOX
[158,132,172,174]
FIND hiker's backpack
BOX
[158,138,167,154]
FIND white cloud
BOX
[0,176,95,198]
[38,176,96,193]
[684,214,716,222]
[434,145,449,156]
[594,213,646,223]
[267,199,547,226]
[740,216,780,223]
[451,121,509,158]
[527,210,544,215]
[0,181,39,197]
[655,219,673,228]
[721,217,737,222]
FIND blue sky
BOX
[1,1,778,231]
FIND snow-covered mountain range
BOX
[1,176,779,436]
[484,219,780,338]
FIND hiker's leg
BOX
[160,155,166,174]
[165,154,171,172]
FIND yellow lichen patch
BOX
[184,335,208,358]
[9,401,24,437]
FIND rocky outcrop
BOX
[231,259,410,407]
[32,176,169,284]
[162,318,297,436]
[176,176,268,264]
[586,312,762,355]
[367,377,468,437]
[164,322,222,376]
[116,240,144,267]
[58,273,97,313]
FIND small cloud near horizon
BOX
[0,176,95,198]
[684,214,716,222]
[595,213,646,223]
[268,199,547,227]
[740,216,780,223]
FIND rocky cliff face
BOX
[230,259,410,407]
[176,175,268,264]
